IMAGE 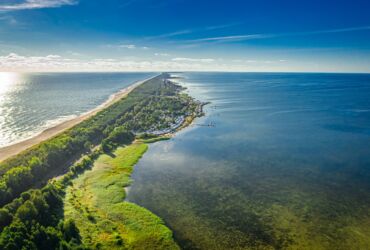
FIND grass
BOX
[64,142,179,250]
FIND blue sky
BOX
[0,0,369,72]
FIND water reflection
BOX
[0,72,19,94]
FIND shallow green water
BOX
[127,73,370,249]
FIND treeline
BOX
[0,147,101,249]
[0,185,82,249]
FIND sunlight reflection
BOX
[0,72,19,96]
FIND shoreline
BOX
[0,75,157,162]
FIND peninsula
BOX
[0,73,204,249]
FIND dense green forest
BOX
[0,74,201,249]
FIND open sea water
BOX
[0,72,154,147]
[127,72,370,249]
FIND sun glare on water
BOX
[0,72,19,96]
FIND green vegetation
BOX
[0,74,200,249]
[0,179,84,249]
[0,74,199,207]
[64,143,179,249]
[0,145,101,249]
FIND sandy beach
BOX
[0,76,155,162]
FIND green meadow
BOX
[64,142,179,249]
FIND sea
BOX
[0,72,154,147]
[127,72,370,249]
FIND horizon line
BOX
[1,70,369,74]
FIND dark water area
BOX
[0,72,154,147]
[127,73,370,249]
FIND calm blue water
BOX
[127,73,370,249]
[0,72,154,147]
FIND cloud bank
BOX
[3,53,361,73]
[0,53,259,72]
[0,0,77,11]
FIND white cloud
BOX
[45,54,61,59]
[172,57,215,63]
[2,53,71,63]
[105,44,149,50]
[67,51,83,56]
[189,34,270,43]
[0,53,319,72]
[154,53,170,57]
[0,0,77,11]
[184,26,370,44]
[232,59,287,64]
[232,59,256,63]
[119,44,136,49]
[0,53,241,72]
[146,23,242,41]
[0,53,76,71]
[146,30,192,40]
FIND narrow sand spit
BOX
[0,76,155,162]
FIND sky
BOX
[0,0,369,72]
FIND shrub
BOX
[0,209,13,230]
[16,200,38,221]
